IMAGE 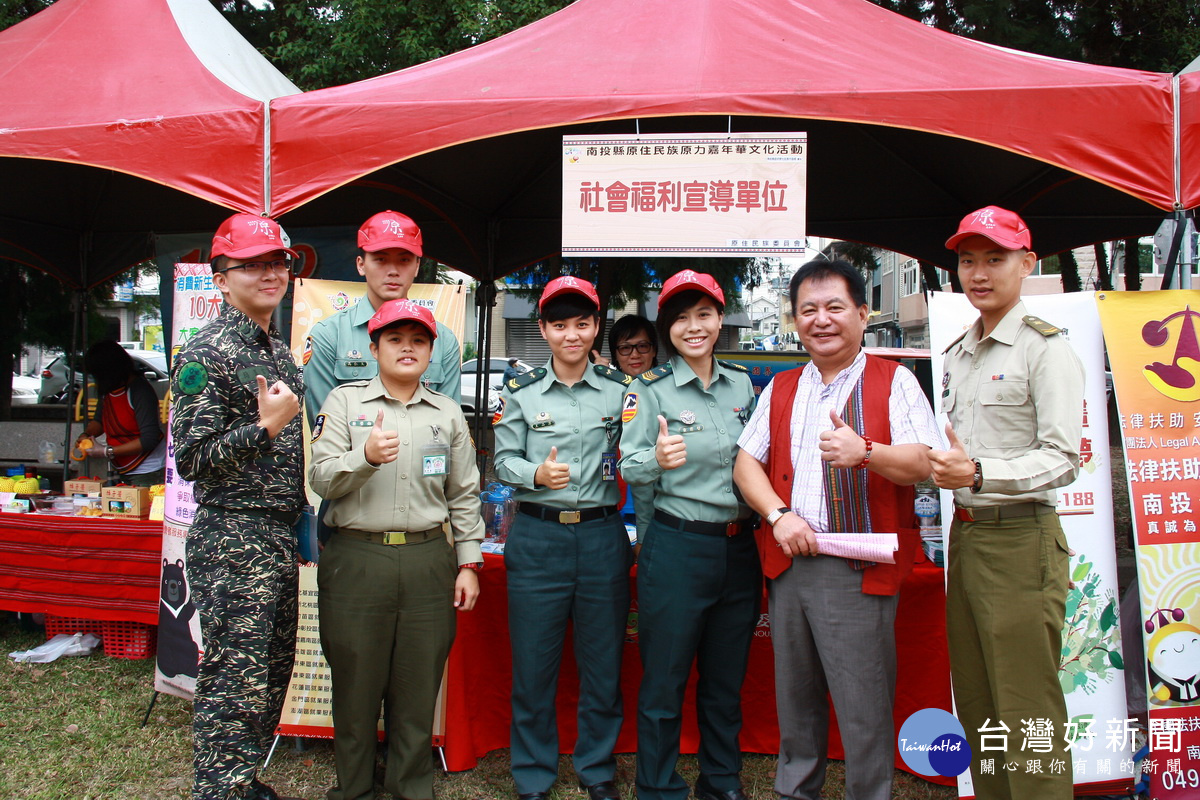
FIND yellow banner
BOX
[289,278,467,361]
[1096,290,1200,797]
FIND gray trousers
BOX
[768,555,898,800]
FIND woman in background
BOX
[74,340,166,486]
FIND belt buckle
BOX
[559,510,581,524]
[955,507,975,523]
[725,522,739,537]
[383,531,407,545]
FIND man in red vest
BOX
[734,259,940,800]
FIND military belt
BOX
[953,502,1054,523]
[199,504,300,527]
[654,510,751,538]
[518,502,617,525]
[336,527,443,546]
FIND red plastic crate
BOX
[101,620,157,660]
[44,615,103,639]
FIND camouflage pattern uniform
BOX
[171,303,305,800]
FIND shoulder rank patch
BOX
[1023,315,1061,336]
[594,363,633,386]
[717,359,748,372]
[639,363,673,385]
[508,366,546,392]
[175,361,208,395]
[311,414,326,442]
[941,329,969,355]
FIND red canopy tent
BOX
[270,0,1176,276]
[1180,59,1200,212]
[0,0,299,287]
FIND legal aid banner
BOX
[153,263,221,701]
[1097,290,1200,798]
[562,133,806,257]
[930,291,1132,796]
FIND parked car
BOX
[459,357,532,413]
[39,349,169,404]
[11,373,39,405]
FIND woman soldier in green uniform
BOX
[619,270,760,800]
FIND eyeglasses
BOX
[615,341,654,356]
[220,259,292,276]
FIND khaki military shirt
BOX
[304,295,461,423]
[171,304,305,513]
[493,359,631,508]
[619,356,755,523]
[308,378,483,565]
[943,300,1084,507]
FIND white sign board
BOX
[562,133,806,257]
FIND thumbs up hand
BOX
[818,409,869,469]
[256,374,300,439]
[364,409,400,466]
[655,414,687,471]
[927,422,976,489]
[535,445,571,490]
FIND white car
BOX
[11,374,39,405]
[459,357,532,413]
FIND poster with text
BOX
[562,132,806,257]
[153,263,221,700]
[1097,290,1200,799]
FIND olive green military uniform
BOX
[493,360,633,795]
[618,356,759,800]
[304,298,461,421]
[171,304,306,800]
[942,300,1084,800]
[309,378,483,800]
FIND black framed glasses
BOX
[615,341,653,356]
[220,259,292,276]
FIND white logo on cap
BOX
[244,219,277,240]
[678,269,698,282]
[560,276,579,287]
[971,209,997,230]
[382,219,407,238]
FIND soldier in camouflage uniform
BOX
[171,213,306,800]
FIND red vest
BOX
[753,355,919,596]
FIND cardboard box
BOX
[64,479,104,496]
[101,485,151,517]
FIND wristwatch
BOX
[766,507,791,527]
[459,561,484,572]
[971,459,984,493]
[104,445,115,460]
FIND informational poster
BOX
[1097,291,1200,798]
[154,263,221,701]
[930,292,1132,796]
[561,132,806,257]
[289,278,468,363]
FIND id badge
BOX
[601,451,617,482]
[422,440,448,477]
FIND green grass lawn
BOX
[0,614,960,800]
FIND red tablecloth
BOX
[0,513,162,625]
[442,554,953,786]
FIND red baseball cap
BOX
[367,299,438,339]
[539,275,600,311]
[211,213,299,260]
[945,206,1032,252]
[358,210,424,256]
[658,269,725,309]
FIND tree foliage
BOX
[871,0,1200,73]
[270,0,574,90]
